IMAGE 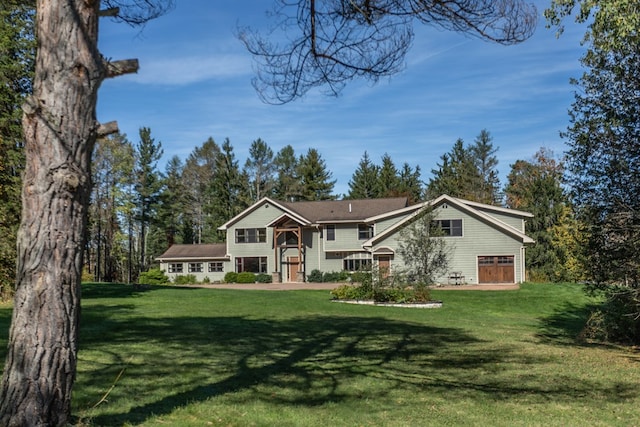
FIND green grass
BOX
[1,283,639,426]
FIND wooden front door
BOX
[478,256,515,283]
[378,256,390,278]
[287,256,299,282]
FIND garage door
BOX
[478,256,514,283]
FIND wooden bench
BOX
[447,271,465,285]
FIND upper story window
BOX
[358,224,374,240]
[235,228,267,243]
[435,219,463,236]
[325,225,335,241]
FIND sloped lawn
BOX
[0,283,639,426]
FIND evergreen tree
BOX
[427,138,479,200]
[244,138,275,202]
[470,129,501,204]
[273,144,299,201]
[296,148,336,201]
[397,162,423,204]
[155,155,186,249]
[209,138,250,238]
[347,151,379,199]
[377,153,400,198]
[134,127,164,273]
[0,3,34,297]
[182,137,220,243]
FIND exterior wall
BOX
[225,201,286,274]
[373,203,527,284]
[473,207,528,233]
[159,260,231,283]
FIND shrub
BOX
[307,269,324,282]
[174,274,197,285]
[323,271,349,282]
[224,272,238,283]
[138,268,169,285]
[201,276,211,284]
[236,272,256,283]
[255,273,272,283]
[330,284,369,300]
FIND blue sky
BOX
[97,0,587,197]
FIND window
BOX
[236,257,268,273]
[435,219,463,236]
[169,263,183,273]
[344,258,372,271]
[326,225,335,241]
[188,262,203,273]
[235,228,267,243]
[208,262,223,272]
[358,224,374,240]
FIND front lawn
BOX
[0,283,638,426]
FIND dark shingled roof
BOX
[157,243,227,260]
[280,198,408,222]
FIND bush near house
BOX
[237,272,256,283]
[255,273,272,283]
[173,274,198,285]
[138,268,169,285]
[224,272,238,283]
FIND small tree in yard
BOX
[397,206,452,290]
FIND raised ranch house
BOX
[156,194,534,285]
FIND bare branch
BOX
[105,59,139,78]
[97,121,119,137]
[239,0,537,104]
[101,0,175,26]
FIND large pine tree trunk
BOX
[0,1,102,425]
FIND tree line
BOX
[81,126,578,286]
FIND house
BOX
[156,194,534,284]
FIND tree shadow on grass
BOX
[74,302,639,426]
[536,300,601,345]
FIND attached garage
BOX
[478,255,515,283]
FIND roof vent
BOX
[349,203,352,213]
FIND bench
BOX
[447,271,465,285]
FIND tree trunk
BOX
[0,0,102,425]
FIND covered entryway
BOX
[478,255,515,283]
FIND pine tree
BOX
[296,148,336,201]
[427,138,479,200]
[209,138,250,238]
[134,127,164,273]
[397,163,423,204]
[347,151,379,199]
[273,144,299,201]
[470,129,501,204]
[377,153,400,198]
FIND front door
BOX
[478,256,515,283]
[378,256,390,278]
[287,256,300,282]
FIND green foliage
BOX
[427,131,500,203]
[224,272,238,283]
[138,268,169,285]
[236,272,256,284]
[173,274,198,285]
[582,285,640,344]
[323,271,349,282]
[255,273,272,283]
[307,269,324,282]
[332,266,432,303]
[296,148,336,201]
[330,284,368,300]
[397,207,451,286]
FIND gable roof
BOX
[156,243,228,260]
[219,197,409,230]
[363,194,534,247]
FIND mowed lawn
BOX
[1,283,639,426]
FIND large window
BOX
[236,257,268,273]
[435,219,463,236]
[235,228,267,243]
[358,224,374,240]
[344,258,372,272]
[169,263,183,273]
[208,262,224,272]
[325,225,335,241]
[188,262,203,273]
